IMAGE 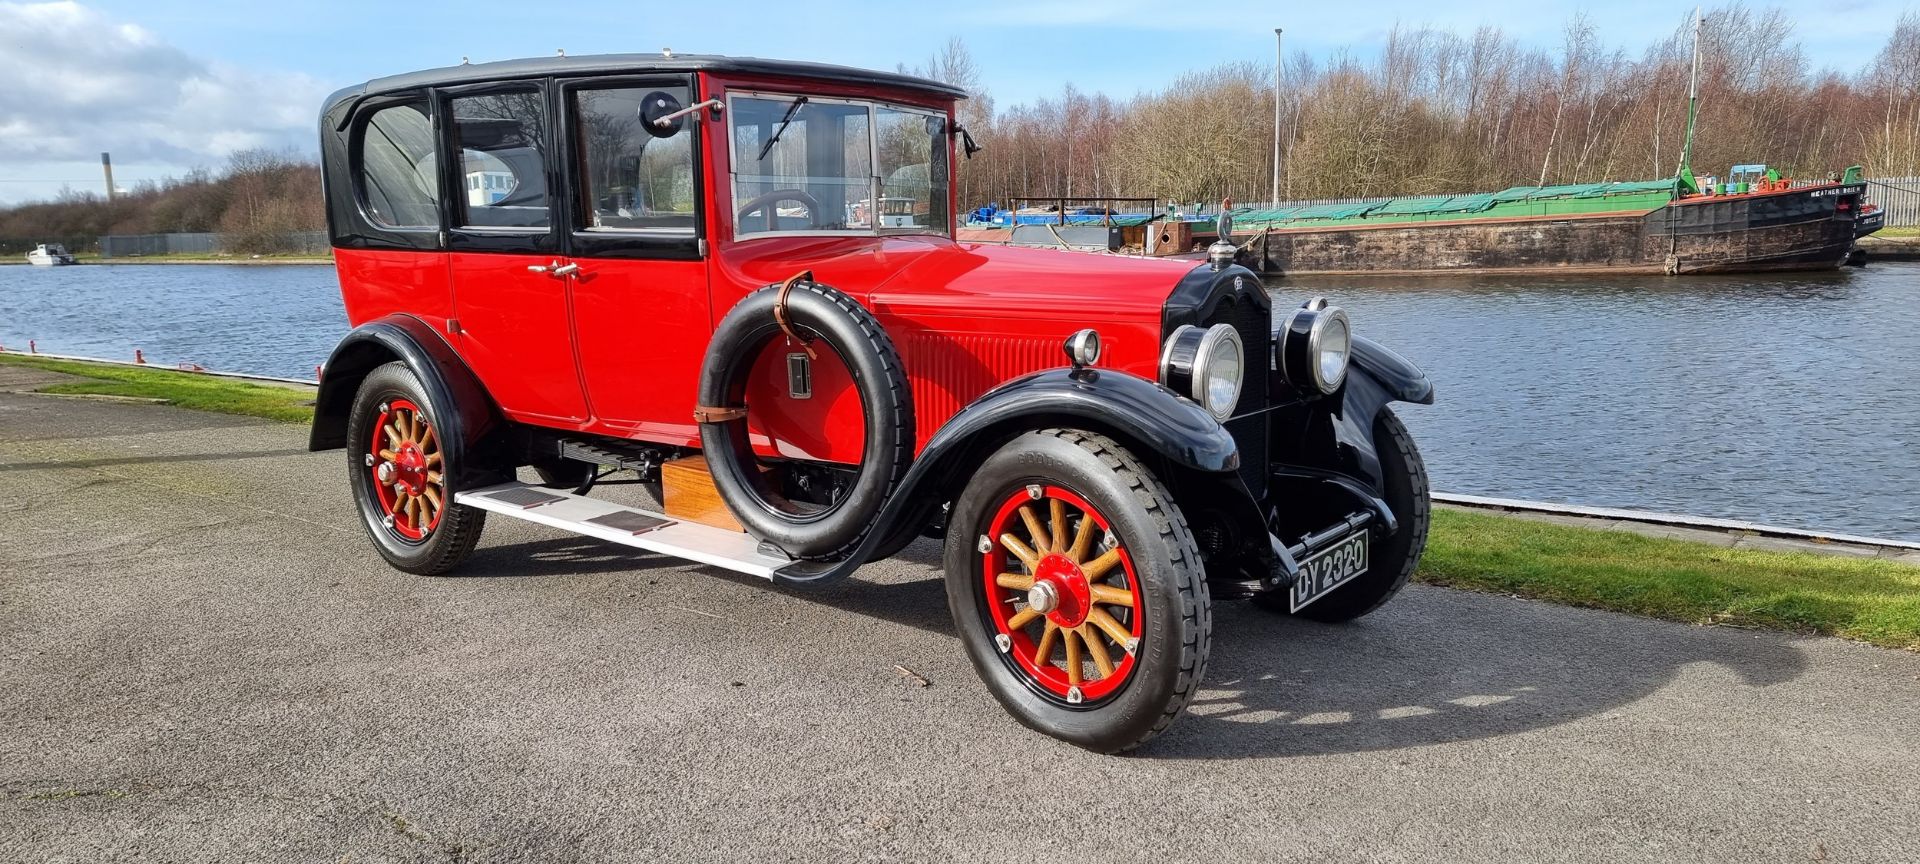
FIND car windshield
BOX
[729,93,949,237]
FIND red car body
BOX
[310,54,1436,752]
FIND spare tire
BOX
[696,276,914,560]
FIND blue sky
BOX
[0,0,1905,203]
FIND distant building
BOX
[465,170,516,206]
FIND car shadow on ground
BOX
[1150,598,1806,759]
[469,533,1809,760]
[458,537,698,578]
[866,539,1810,759]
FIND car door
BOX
[442,81,589,424]
[559,76,711,440]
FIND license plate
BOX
[1289,529,1369,612]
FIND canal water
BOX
[2,261,1916,541]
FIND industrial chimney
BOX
[101,152,115,202]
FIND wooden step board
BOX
[453,481,791,579]
[661,456,751,532]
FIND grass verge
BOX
[72,252,333,264]
[5,351,1915,648]
[1420,507,1920,650]
[0,353,315,423]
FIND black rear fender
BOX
[309,315,508,490]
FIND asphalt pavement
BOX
[3,389,1918,863]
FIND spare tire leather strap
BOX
[693,405,748,423]
[772,270,818,359]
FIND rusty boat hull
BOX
[1218,182,1872,276]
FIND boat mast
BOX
[1676,7,1704,192]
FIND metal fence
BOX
[1865,177,1920,228]
[98,231,330,258]
[0,235,94,257]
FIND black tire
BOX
[697,279,912,560]
[944,429,1210,754]
[1257,406,1429,621]
[531,458,594,489]
[346,361,486,575]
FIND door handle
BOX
[527,261,582,277]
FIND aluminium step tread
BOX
[453,481,789,578]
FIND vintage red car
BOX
[311,54,1435,752]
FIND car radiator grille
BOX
[1208,295,1270,499]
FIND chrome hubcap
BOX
[1026,581,1060,614]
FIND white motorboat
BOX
[25,243,77,266]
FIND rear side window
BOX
[572,86,696,233]
[451,90,551,229]
[357,102,438,229]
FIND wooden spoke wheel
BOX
[367,397,447,541]
[946,429,1209,753]
[982,485,1145,705]
[346,361,485,576]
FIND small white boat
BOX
[25,243,77,266]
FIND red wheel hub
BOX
[980,485,1145,703]
[368,398,446,541]
[389,442,428,496]
[1030,552,1093,628]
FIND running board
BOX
[453,482,791,579]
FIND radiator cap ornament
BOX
[1207,241,1236,271]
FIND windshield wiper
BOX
[757,96,808,161]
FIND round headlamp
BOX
[1158,323,1244,420]
[1276,298,1351,395]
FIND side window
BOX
[874,107,950,234]
[450,90,550,229]
[573,86,696,233]
[356,102,438,229]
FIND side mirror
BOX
[639,91,685,139]
[953,124,982,160]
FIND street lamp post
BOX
[1271,27,1283,207]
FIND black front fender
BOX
[1308,338,1432,491]
[1350,335,1434,405]
[309,315,506,489]
[773,366,1239,585]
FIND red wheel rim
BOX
[367,398,446,541]
[981,485,1145,704]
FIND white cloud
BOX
[0,1,326,201]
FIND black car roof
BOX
[323,53,967,116]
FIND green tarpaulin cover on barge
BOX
[1234,179,1683,229]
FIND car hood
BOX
[866,239,1198,319]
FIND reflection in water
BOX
[1,261,1915,540]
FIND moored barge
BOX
[1217,173,1877,276]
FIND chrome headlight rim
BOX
[1278,299,1352,395]
[1158,322,1244,421]
[1193,323,1244,419]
